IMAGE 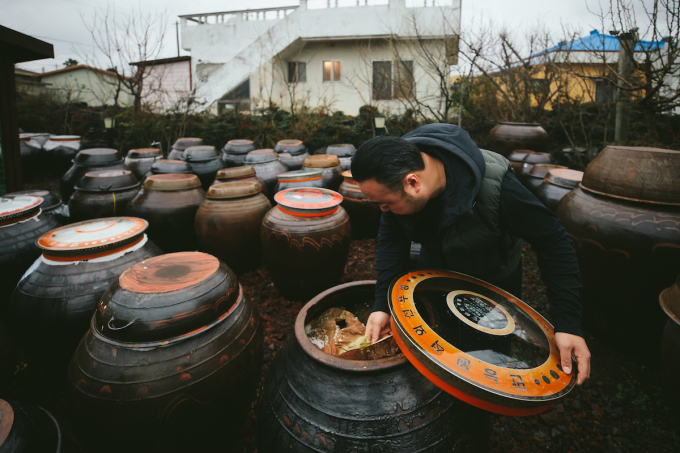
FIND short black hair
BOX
[351,136,424,192]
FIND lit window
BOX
[323,61,341,82]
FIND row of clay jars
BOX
[60,148,127,201]
[181,145,223,190]
[212,166,267,196]
[68,170,140,222]
[244,149,289,199]
[274,140,309,170]
[302,154,344,191]
[124,148,162,180]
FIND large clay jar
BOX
[556,146,680,355]
[144,159,193,178]
[261,188,351,300]
[517,152,553,185]
[222,139,256,167]
[126,174,205,253]
[244,149,288,199]
[488,122,549,157]
[257,281,488,453]
[536,169,583,211]
[0,398,61,452]
[60,148,127,202]
[212,166,267,196]
[181,145,223,190]
[69,170,140,222]
[326,144,356,171]
[45,135,81,174]
[524,164,567,194]
[168,137,203,160]
[68,252,263,453]
[124,148,162,180]
[660,275,680,402]
[0,196,61,306]
[274,139,309,171]
[5,218,161,365]
[196,182,271,274]
[338,171,382,239]
[508,149,534,175]
[5,190,67,223]
[302,154,344,191]
[274,169,324,194]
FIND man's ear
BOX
[404,173,421,194]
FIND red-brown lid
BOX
[142,174,202,191]
[215,165,256,180]
[303,154,340,168]
[389,269,576,416]
[544,169,583,189]
[207,181,261,199]
[341,170,357,184]
[0,195,43,226]
[275,188,343,217]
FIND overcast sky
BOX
[2,0,624,73]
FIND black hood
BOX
[402,123,485,218]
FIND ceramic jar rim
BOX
[303,155,341,168]
[216,166,256,179]
[143,174,202,191]
[207,181,261,199]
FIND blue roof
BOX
[542,30,664,54]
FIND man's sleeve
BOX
[373,211,411,313]
[498,172,584,337]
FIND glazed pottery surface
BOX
[169,137,203,160]
[59,148,126,201]
[488,122,549,157]
[222,139,256,167]
[0,399,61,453]
[181,145,223,190]
[535,169,583,211]
[274,169,324,194]
[125,148,162,180]
[274,139,308,170]
[68,170,140,222]
[245,150,289,199]
[302,155,344,191]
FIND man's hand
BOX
[366,311,392,343]
[555,332,591,385]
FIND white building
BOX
[33,65,134,106]
[180,0,461,116]
[130,56,193,111]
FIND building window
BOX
[373,61,392,100]
[395,60,414,99]
[288,62,306,83]
[323,61,341,82]
[595,79,614,103]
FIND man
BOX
[351,123,591,384]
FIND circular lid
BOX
[0,195,42,224]
[37,217,148,260]
[73,148,122,166]
[215,165,256,180]
[245,149,279,164]
[581,146,680,205]
[303,154,341,168]
[207,181,261,199]
[389,269,576,416]
[143,174,202,191]
[277,169,322,183]
[341,170,357,184]
[96,252,239,342]
[660,274,680,326]
[544,169,583,189]
[326,144,356,157]
[172,137,203,151]
[0,399,14,445]
[508,150,534,162]
[528,164,567,179]
[224,139,256,154]
[75,170,140,192]
[274,139,307,155]
[6,190,61,211]
[149,159,193,174]
[182,145,220,162]
[275,188,343,217]
[127,148,161,159]
[524,152,552,165]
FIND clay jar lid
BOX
[223,139,255,154]
[277,169,322,183]
[326,144,356,157]
[274,139,307,155]
[528,164,567,180]
[6,190,61,212]
[207,181,261,199]
[245,149,279,164]
[215,165,256,180]
[127,148,161,159]
[660,274,680,326]
[341,171,357,184]
[544,169,583,189]
[48,135,81,141]
[96,252,239,342]
[143,174,202,191]
[303,154,340,168]
[581,146,680,205]
[524,152,552,165]
[389,269,576,416]
[37,217,148,261]
[172,137,203,151]
[73,148,122,166]
[508,150,534,162]
[0,195,43,225]
[75,170,140,192]
[275,188,343,216]
[182,145,220,162]
[149,159,193,174]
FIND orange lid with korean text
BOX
[389,269,576,416]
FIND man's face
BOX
[357,178,428,215]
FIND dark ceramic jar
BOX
[69,170,140,222]
[68,252,263,453]
[338,171,381,239]
[181,145,223,190]
[222,139,256,167]
[144,158,193,178]
[274,169,324,194]
[244,149,289,199]
[0,398,61,452]
[168,137,203,160]
[274,139,309,171]
[488,122,549,157]
[556,146,680,355]
[212,165,267,196]
[60,148,127,202]
[535,168,583,211]
[508,149,534,175]
[5,217,161,364]
[517,151,553,185]
[302,154,344,191]
[261,188,351,300]
[126,174,205,253]
[524,164,567,194]
[5,190,67,222]
[195,182,271,274]
[124,148,162,180]
[660,276,680,402]
[257,281,488,453]
[326,143,355,171]
[45,135,82,174]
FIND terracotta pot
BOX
[244,149,289,199]
[68,252,263,453]
[274,169,324,194]
[60,148,127,201]
[535,169,583,211]
[488,122,549,157]
[517,152,553,185]
[257,281,488,453]
[274,139,309,170]
[45,135,82,175]
[181,145,223,190]
[261,188,351,300]
[144,159,193,178]
[168,137,203,160]
[126,174,205,253]
[124,148,162,180]
[195,182,271,274]
[0,399,61,452]
[524,164,567,194]
[302,154,344,191]
[222,139,256,167]
[338,171,381,239]
[212,166,268,196]
[508,149,534,175]
[326,144,355,171]
[660,275,680,401]
[69,170,140,222]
